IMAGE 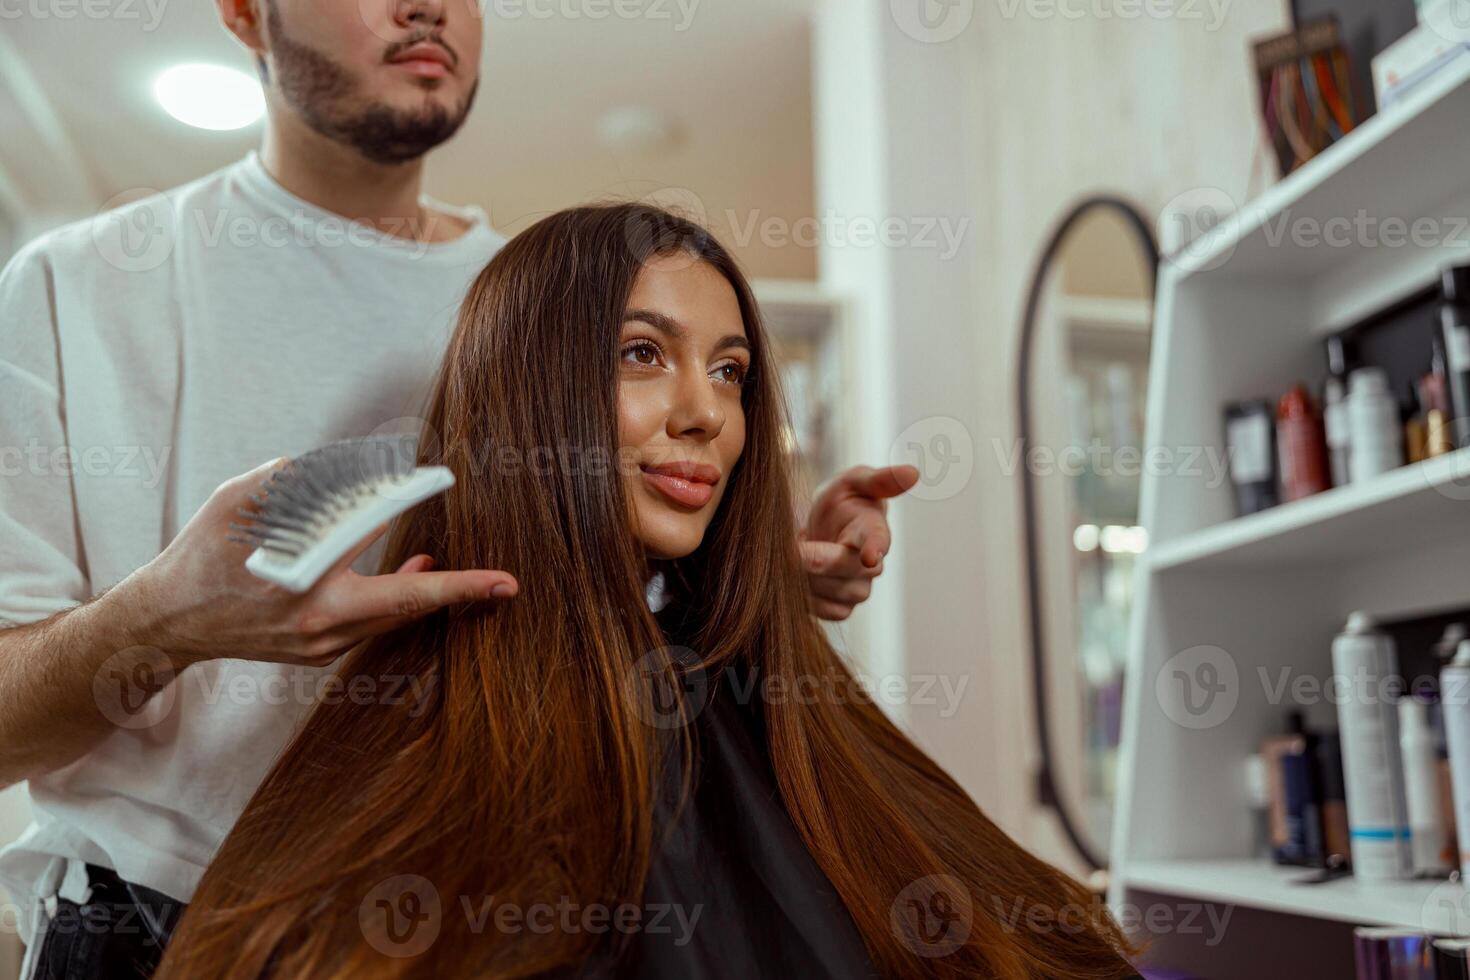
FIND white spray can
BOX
[1332,612,1413,880]
[1400,695,1450,876]
[1441,640,1470,879]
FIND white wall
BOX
[813,0,1292,870]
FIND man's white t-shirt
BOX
[0,149,505,951]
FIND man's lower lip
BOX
[391,59,449,78]
[641,470,714,508]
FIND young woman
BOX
[155,204,1139,979]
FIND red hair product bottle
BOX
[1276,384,1331,501]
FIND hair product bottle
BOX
[1441,640,1470,880]
[1346,368,1404,482]
[1276,384,1331,500]
[1225,400,1279,514]
[1401,694,1451,876]
[1441,265,1470,449]
[1332,612,1413,881]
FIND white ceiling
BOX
[0,1,818,279]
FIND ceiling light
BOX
[596,106,683,155]
[154,63,264,131]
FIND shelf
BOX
[1121,859,1469,934]
[1169,57,1470,287]
[1145,447,1470,572]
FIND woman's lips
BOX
[640,463,718,509]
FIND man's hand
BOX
[799,464,919,621]
[127,456,519,671]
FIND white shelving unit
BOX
[1109,55,1470,974]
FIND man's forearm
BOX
[0,581,178,788]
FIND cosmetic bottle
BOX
[1442,640,1470,879]
[1441,264,1470,449]
[1405,382,1428,465]
[1276,384,1331,500]
[1225,400,1278,514]
[1401,694,1451,876]
[1332,612,1413,881]
[1428,338,1456,458]
[1244,754,1272,861]
[1346,368,1404,482]
[1317,733,1351,869]
[1323,335,1355,486]
[1435,938,1470,980]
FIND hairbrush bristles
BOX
[229,436,454,593]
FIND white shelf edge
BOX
[1145,447,1470,572]
[1163,57,1470,281]
[1119,859,1468,934]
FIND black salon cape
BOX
[574,600,881,979]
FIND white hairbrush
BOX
[228,436,455,593]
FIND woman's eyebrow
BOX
[624,309,751,354]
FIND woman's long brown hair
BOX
[156,204,1137,979]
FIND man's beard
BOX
[264,0,478,165]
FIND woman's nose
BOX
[667,371,725,441]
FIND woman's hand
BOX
[799,464,919,621]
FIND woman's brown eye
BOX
[624,343,658,366]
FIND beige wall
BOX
[814,0,1292,876]
[971,0,1293,868]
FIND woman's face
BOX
[618,254,750,561]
